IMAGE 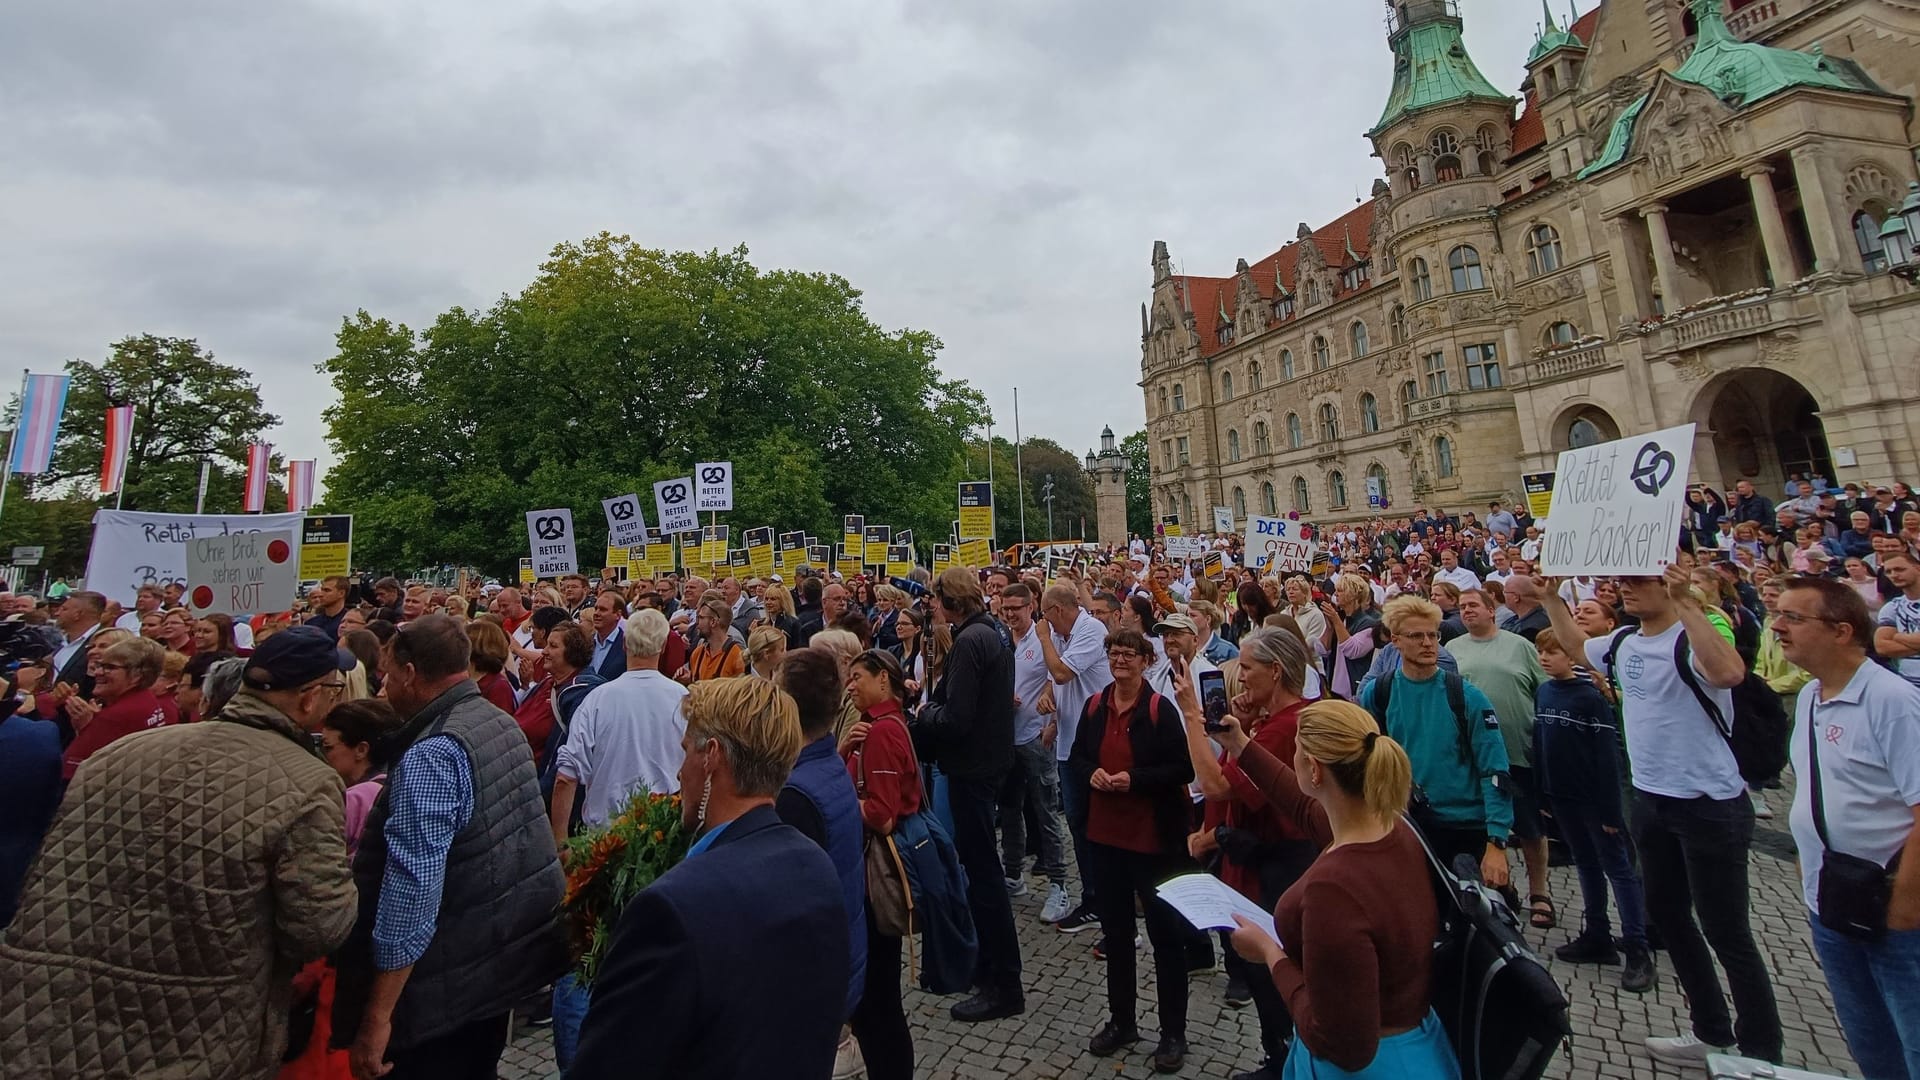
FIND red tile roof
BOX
[1509,6,1603,159]
[1179,198,1382,358]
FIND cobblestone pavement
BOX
[500,779,1861,1079]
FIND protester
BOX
[1069,627,1196,1073]
[682,597,747,683]
[465,618,518,714]
[306,576,353,639]
[1038,581,1115,933]
[333,614,566,1080]
[1873,550,1920,692]
[0,626,359,1078]
[747,622,788,677]
[570,678,848,1080]
[588,591,629,682]
[550,609,688,842]
[997,583,1070,915]
[0,664,62,929]
[59,636,180,781]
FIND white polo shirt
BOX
[1788,659,1920,913]
[1009,622,1050,746]
[1435,565,1482,592]
[556,669,689,826]
[1050,610,1112,762]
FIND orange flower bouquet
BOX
[560,790,688,985]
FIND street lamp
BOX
[1880,182,1920,283]
[1042,474,1056,543]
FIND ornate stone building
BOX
[1142,0,1920,529]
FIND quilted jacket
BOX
[0,691,358,1079]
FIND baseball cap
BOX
[242,625,355,691]
[1154,613,1199,636]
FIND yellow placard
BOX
[299,515,353,579]
[1523,473,1555,520]
[518,557,535,585]
[885,545,911,579]
[958,481,993,540]
[863,525,891,567]
[701,525,729,566]
[605,545,630,573]
[645,539,675,575]
[933,543,953,575]
[957,537,992,569]
[842,515,864,556]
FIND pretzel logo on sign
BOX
[659,483,688,505]
[534,516,568,541]
[608,499,636,522]
[700,465,728,485]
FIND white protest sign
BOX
[695,461,733,512]
[1165,535,1207,560]
[1212,505,1234,535]
[1244,516,1314,573]
[526,508,579,577]
[1539,423,1694,576]
[185,529,299,616]
[85,510,308,604]
[653,477,698,534]
[602,493,647,548]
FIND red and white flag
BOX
[243,441,272,512]
[286,459,316,512]
[100,405,135,495]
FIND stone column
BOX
[1642,204,1681,313]
[1746,165,1799,287]
[1417,149,1437,188]
[1789,142,1850,275]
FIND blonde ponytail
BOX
[1296,701,1413,825]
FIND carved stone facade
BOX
[1141,0,1920,528]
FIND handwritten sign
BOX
[1539,423,1694,576]
[186,530,299,617]
[1245,516,1314,573]
[1212,506,1234,535]
[85,510,307,603]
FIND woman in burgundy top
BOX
[843,649,923,1080]
[1067,628,1196,1074]
[1209,698,1461,1078]
[60,638,179,782]
[1182,628,1319,1077]
[465,619,520,715]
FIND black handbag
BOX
[1807,713,1898,941]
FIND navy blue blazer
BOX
[591,627,626,684]
[571,803,850,1080]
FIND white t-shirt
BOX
[1435,565,1482,592]
[1585,621,1743,801]
[1520,537,1542,562]
[556,669,689,825]
[1875,594,1920,690]
[1051,610,1113,761]
[1009,622,1051,745]
[1788,660,1920,913]
[1558,577,1600,606]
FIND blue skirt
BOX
[1282,1009,1461,1080]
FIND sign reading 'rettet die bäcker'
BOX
[1539,423,1694,577]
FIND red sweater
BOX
[1203,699,1310,899]
[477,672,517,715]
[512,676,557,766]
[845,701,922,834]
[62,687,180,780]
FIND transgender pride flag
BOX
[9,373,72,475]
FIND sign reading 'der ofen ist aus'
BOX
[1539,423,1694,577]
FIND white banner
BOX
[1212,505,1234,535]
[85,510,308,604]
[654,476,698,534]
[186,530,299,617]
[602,493,647,548]
[1540,423,1695,576]
[526,508,579,577]
[1165,535,1207,560]
[695,460,733,512]
[1244,515,1314,573]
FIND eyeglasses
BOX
[1394,631,1441,643]
[1771,610,1839,626]
[97,662,129,672]
[1106,650,1142,662]
[312,680,349,697]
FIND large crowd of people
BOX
[0,469,1917,1079]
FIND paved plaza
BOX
[500,778,1861,1079]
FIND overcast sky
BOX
[0,0,1554,477]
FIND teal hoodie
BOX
[1358,668,1513,838]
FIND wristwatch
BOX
[1487,836,1509,850]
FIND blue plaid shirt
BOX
[374,734,474,971]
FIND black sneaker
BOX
[1152,1036,1188,1073]
[1087,1020,1140,1057]
[1224,972,1252,1007]
[1057,904,1100,934]
[950,988,1025,1023]
[1554,932,1620,965]
[1621,941,1655,993]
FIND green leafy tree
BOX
[1120,429,1153,537]
[322,236,989,574]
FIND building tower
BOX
[1087,426,1131,546]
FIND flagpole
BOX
[1013,388,1027,546]
[984,419,996,551]
[195,458,210,514]
[0,370,26,529]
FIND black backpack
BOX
[1365,668,1475,777]
[1412,819,1571,1080]
[1602,627,1789,786]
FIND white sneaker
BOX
[1005,877,1029,898]
[1041,884,1071,923]
[1751,791,1775,820]
[1644,1033,1732,1066]
[833,1033,866,1079]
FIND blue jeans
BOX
[1810,918,1920,1080]
[552,972,590,1076]
[999,738,1067,882]
[1552,800,1647,947]
[1060,758,1095,904]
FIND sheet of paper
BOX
[1155,873,1280,944]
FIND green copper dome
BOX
[1579,0,1885,178]
[1372,8,1511,137]
[1528,1,1584,65]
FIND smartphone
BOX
[1199,669,1231,733]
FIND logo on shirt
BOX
[1825,723,1845,745]
[1623,653,1646,698]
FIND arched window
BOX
[1361,393,1380,433]
[1435,436,1456,478]
[1394,143,1420,191]
[1221,370,1235,401]
[1351,321,1370,357]
[1546,320,1579,346]
[1431,130,1461,181]
[1568,417,1605,448]
[1172,383,1186,411]
[1312,336,1331,370]
[1320,403,1340,441]
[1166,494,1179,518]
[1855,210,1889,273]
[1391,304,1407,343]
[1286,413,1304,449]
[1291,476,1311,514]
[1475,125,1500,176]
[1400,379,1418,418]
[1248,360,1263,390]
[1367,462,1390,506]
[1526,224,1563,276]
[1408,258,1433,302]
[1254,420,1271,454]
[1262,482,1279,516]
[1448,246,1485,291]
[1280,349,1296,380]
[1233,486,1247,520]
[1157,387,1168,415]
[1227,429,1242,462]
[1329,470,1349,508]
[1181,492,1193,523]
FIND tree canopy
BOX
[1121,429,1153,537]
[322,236,991,573]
